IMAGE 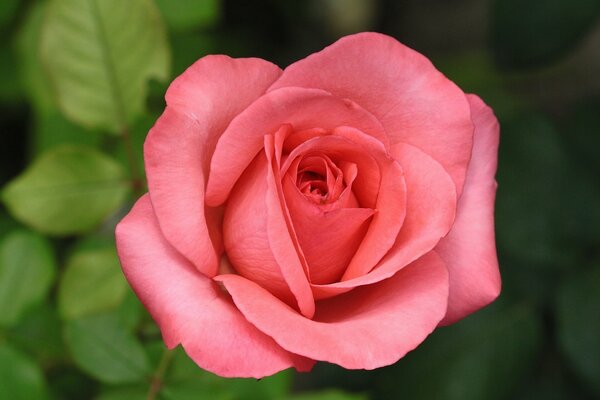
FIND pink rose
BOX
[116,32,501,378]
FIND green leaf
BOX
[14,0,54,113]
[162,347,293,400]
[496,115,580,270]
[155,0,221,32]
[40,0,170,133]
[287,390,368,400]
[2,145,129,236]
[491,0,600,68]
[116,288,144,331]
[96,386,147,400]
[0,43,23,103]
[557,265,600,395]
[31,111,103,156]
[373,304,543,400]
[64,312,151,384]
[0,0,20,29]
[59,245,128,320]
[9,303,65,366]
[0,230,55,327]
[0,343,49,400]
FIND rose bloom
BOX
[116,32,501,378]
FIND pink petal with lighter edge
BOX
[145,56,281,277]
[270,32,473,196]
[436,94,501,325]
[205,87,388,206]
[265,133,315,318]
[223,153,300,308]
[311,142,456,299]
[216,251,449,369]
[115,195,314,378]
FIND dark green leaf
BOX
[65,313,151,384]
[9,302,65,366]
[14,0,54,113]
[96,386,147,400]
[155,0,221,32]
[2,145,129,235]
[0,0,19,29]
[0,44,23,103]
[59,245,128,319]
[0,343,49,400]
[287,390,367,400]
[0,230,55,327]
[496,115,580,270]
[491,0,600,68]
[31,111,103,156]
[557,265,600,395]
[40,0,170,133]
[373,304,543,400]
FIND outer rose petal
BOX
[145,56,282,277]
[436,95,501,325]
[216,252,449,369]
[269,32,474,195]
[115,195,314,378]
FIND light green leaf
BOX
[0,344,49,400]
[59,245,128,319]
[40,0,170,133]
[557,265,600,395]
[65,312,151,384]
[0,230,55,327]
[155,0,221,32]
[2,145,129,236]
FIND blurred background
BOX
[1,0,599,399]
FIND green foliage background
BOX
[0,0,599,399]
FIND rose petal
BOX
[115,195,314,378]
[216,251,449,369]
[270,32,474,195]
[145,56,281,276]
[265,133,316,318]
[223,153,299,307]
[312,142,456,299]
[332,127,406,281]
[205,87,388,207]
[283,176,374,284]
[436,94,501,325]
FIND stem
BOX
[121,126,144,196]
[147,347,175,400]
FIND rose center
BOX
[295,155,345,204]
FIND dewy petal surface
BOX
[216,252,449,369]
[436,95,501,325]
[145,56,282,277]
[270,32,474,195]
[115,195,314,378]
